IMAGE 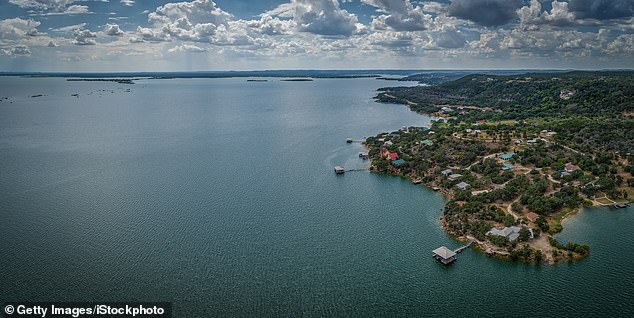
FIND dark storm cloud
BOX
[568,0,634,20]
[448,0,523,26]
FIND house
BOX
[500,153,515,160]
[526,139,538,144]
[382,149,391,159]
[487,226,521,242]
[384,140,393,146]
[514,139,522,145]
[448,174,463,181]
[392,159,406,167]
[456,181,470,191]
[502,163,515,170]
[564,163,580,172]
[432,246,457,265]
[440,106,454,114]
[526,212,539,223]
[421,139,434,146]
[465,129,473,133]
[441,169,453,176]
[389,153,399,160]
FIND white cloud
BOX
[268,0,360,36]
[47,40,58,47]
[73,28,97,45]
[9,0,76,10]
[243,15,295,35]
[1,44,32,56]
[518,0,576,29]
[168,44,205,52]
[10,0,91,15]
[142,0,232,42]
[120,0,133,6]
[104,23,124,36]
[0,18,41,40]
[362,0,433,31]
[50,22,86,32]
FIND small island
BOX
[366,71,633,263]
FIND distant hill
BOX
[377,71,634,118]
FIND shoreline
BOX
[361,123,630,264]
[367,158,597,264]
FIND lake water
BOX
[0,77,632,317]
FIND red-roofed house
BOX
[389,153,399,160]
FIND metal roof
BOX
[433,246,456,259]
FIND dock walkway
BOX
[453,241,474,254]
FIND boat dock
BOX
[432,241,474,265]
[334,166,367,174]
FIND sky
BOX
[0,0,633,72]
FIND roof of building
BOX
[432,246,456,259]
[392,159,406,166]
[526,212,539,222]
[441,169,453,175]
[448,174,463,181]
[502,163,515,170]
[421,139,434,146]
[500,153,516,160]
[487,226,521,241]
[456,181,470,190]
[389,153,399,159]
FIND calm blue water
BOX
[0,77,632,317]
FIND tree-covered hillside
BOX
[378,71,634,118]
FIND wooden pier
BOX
[453,241,474,254]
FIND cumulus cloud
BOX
[606,34,634,54]
[244,15,295,35]
[1,44,32,56]
[133,26,169,42]
[362,0,433,31]
[9,0,76,10]
[434,30,466,48]
[0,18,41,40]
[9,0,91,15]
[120,0,134,6]
[168,44,205,52]
[448,0,522,26]
[518,0,576,28]
[268,0,360,36]
[73,28,97,45]
[104,23,124,36]
[143,0,232,42]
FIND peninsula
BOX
[367,71,633,263]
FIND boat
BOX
[334,166,345,174]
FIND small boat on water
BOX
[613,203,629,209]
[346,138,353,143]
[432,187,440,191]
[334,166,345,174]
